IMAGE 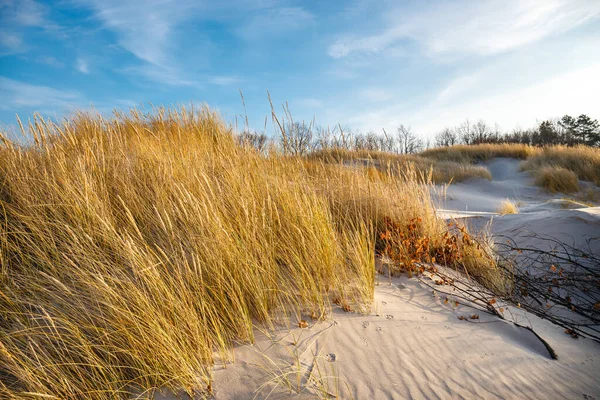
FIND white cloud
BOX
[120,64,200,87]
[418,63,600,134]
[1,0,47,27]
[294,98,324,109]
[36,56,65,68]
[0,32,22,49]
[237,7,314,40]
[80,0,199,67]
[0,77,83,113]
[208,76,241,86]
[76,58,89,74]
[329,0,600,58]
[338,61,600,137]
[360,88,393,103]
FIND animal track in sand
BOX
[385,314,394,319]
[358,336,368,347]
[362,321,370,328]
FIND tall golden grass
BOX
[521,145,600,185]
[421,143,600,194]
[0,107,503,398]
[310,148,492,183]
[420,143,541,163]
[533,166,580,193]
[497,199,519,215]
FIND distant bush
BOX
[534,166,579,193]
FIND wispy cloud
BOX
[36,56,65,68]
[207,76,241,86]
[0,32,23,49]
[76,58,90,74]
[119,64,200,87]
[0,77,83,113]
[329,0,600,59]
[360,88,392,103]
[1,0,47,27]
[80,0,198,67]
[0,0,64,54]
[237,7,314,40]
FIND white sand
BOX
[173,158,600,399]
[207,274,600,399]
[436,158,600,254]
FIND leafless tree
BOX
[457,119,475,144]
[396,124,423,154]
[435,127,457,147]
[238,131,268,153]
[282,121,313,155]
[381,128,396,152]
[473,119,490,144]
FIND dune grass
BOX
[420,143,541,163]
[521,145,600,186]
[0,107,507,398]
[497,199,519,215]
[533,166,580,194]
[310,148,492,184]
[421,143,600,193]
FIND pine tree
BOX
[575,114,600,146]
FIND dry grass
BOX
[420,143,541,163]
[497,199,519,215]
[521,145,600,185]
[422,143,600,193]
[533,166,580,194]
[0,108,505,399]
[311,148,491,184]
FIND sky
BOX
[1,0,600,140]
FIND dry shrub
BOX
[420,143,540,163]
[0,107,507,399]
[521,145,600,185]
[534,166,580,193]
[376,218,509,295]
[497,199,519,215]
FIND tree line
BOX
[434,114,600,148]
[238,113,600,155]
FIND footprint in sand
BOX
[376,326,383,332]
[325,353,336,362]
[358,336,368,347]
[385,314,394,319]
[381,301,387,305]
[362,321,370,328]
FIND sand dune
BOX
[206,157,600,399]
[208,275,600,399]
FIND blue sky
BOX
[1,0,600,140]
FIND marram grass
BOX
[0,107,504,398]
